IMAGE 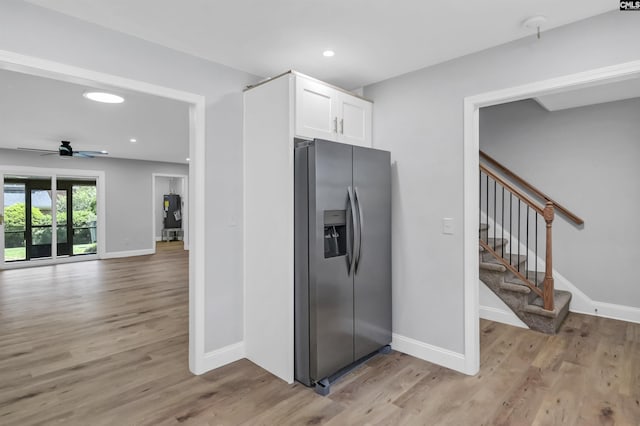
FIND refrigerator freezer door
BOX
[309,141,356,381]
[353,147,392,360]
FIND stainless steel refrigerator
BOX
[294,139,391,394]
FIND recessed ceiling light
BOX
[129,138,137,143]
[186,157,190,162]
[323,50,335,58]
[83,91,125,104]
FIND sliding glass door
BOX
[58,180,97,256]
[3,176,98,262]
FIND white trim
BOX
[392,333,467,373]
[0,50,207,376]
[479,305,528,329]
[462,97,480,375]
[101,249,155,259]
[593,302,640,324]
[151,173,189,251]
[189,96,207,375]
[464,60,640,371]
[200,341,246,372]
[2,254,99,269]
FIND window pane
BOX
[4,182,26,261]
[72,184,97,255]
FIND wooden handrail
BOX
[480,151,584,225]
[480,164,544,215]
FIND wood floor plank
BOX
[2,243,640,425]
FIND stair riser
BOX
[480,247,508,263]
[480,268,572,335]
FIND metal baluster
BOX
[493,180,496,246]
[535,212,538,287]
[485,174,489,243]
[526,205,529,280]
[509,193,512,262]
[518,200,521,272]
[501,187,504,258]
[479,170,481,241]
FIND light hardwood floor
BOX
[1,243,639,425]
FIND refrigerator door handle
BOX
[354,186,364,273]
[347,186,358,275]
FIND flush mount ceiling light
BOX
[323,50,335,57]
[523,15,547,39]
[83,91,125,104]
[129,138,137,143]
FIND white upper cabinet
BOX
[338,95,371,147]
[295,75,372,147]
[295,77,338,141]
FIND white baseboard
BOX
[101,248,155,259]
[392,333,468,374]
[480,305,527,329]
[592,301,640,324]
[199,341,245,373]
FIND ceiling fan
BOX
[17,141,109,158]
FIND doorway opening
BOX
[152,173,189,251]
[0,50,206,374]
[463,60,640,376]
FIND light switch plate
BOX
[442,218,454,235]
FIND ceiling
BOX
[23,1,617,89]
[535,75,640,111]
[0,68,190,163]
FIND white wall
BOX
[480,97,640,308]
[1,149,188,253]
[364,11,640,356]
[0,0,260,353]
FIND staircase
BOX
[479,224,571,334]
[479,151,583,334]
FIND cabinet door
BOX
[338,95,372,148]
[295,77,338,141]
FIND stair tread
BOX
[523,290,572,318]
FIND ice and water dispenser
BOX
[323,210,347,258]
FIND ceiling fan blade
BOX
[72,152,95,158]
[76,150,109,155]
[17,147,57,153]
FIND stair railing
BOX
[479,151,582,311]
[480,151,584,226]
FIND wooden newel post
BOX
[543,201,555,311]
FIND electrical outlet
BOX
[442,218,454,235]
